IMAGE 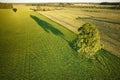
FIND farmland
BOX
[38,7,120,57]
[0,5,120,80]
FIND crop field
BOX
[38,7,120,57]
[0,5,120,80]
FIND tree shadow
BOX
[30,15,64,37]
[76,16,120,25]
[30,15,77,52]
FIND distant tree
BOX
[73,23,101,57]
[66,3,73,6]
[13,8,17,12]
[59,3,65,7]
[36,6,51,11]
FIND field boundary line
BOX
[36,11,78,35]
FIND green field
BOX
[0,5,120,80]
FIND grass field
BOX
[0,5,120,80]
[38,7,120,57]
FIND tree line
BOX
[0,3,13,9]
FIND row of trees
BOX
[71,5,120,9]
[26,3,73,7]
[36,6,51,11]
[0,3,13,9]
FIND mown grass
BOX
[0,5,120,80]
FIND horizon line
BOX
[0,0,120,3]
[0,2,120,4]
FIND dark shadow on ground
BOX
[94,49,120,68]
[76,16,120,25]
[30,15,64,36]
[30,15,77,51]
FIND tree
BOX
[73,23,101,57]
[13,8,17,12]
[59,3,65,7]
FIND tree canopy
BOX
[13,8,17,12]
[73,23,101,56]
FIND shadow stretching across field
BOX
[77,17,120,25]
[30,15,77,51]
[30,15,64,36]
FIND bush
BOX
[13,8,17,12]
[43,8,46,11]
[73,23,101,57]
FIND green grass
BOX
[0,5,120,80]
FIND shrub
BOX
[43,8,46,11]
[73,23,101,57]
[13,8,17,12]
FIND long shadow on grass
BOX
[30,15,69,42]
[30,15,79,53]
[30,15,64,36]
